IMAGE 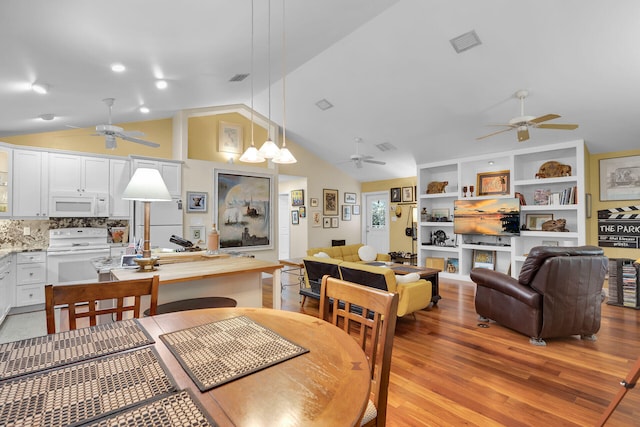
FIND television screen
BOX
[454,198,521,236]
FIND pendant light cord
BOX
[267,0,271,141]
[281,0,286,148]
[250,0,255,146]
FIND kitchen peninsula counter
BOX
[111,256,284,309]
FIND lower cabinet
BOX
[15,252,46,307]
[0,254,14,324]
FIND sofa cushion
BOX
[395,272,420,284]
[357,245,377,262]
[313,251,330,258]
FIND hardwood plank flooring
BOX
[265,276,640,426]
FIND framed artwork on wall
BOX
[298,206,306,218]
[390,187,401,202]
[312,211,322,227]
[310,198,319,207]
[331,217,339,228]
[352,205,360,215]
[344,192,356,204]
[323,217,331,228]
[291,210,299,225]
[186,191,208,213]
[291,189,304,206]
[323,189,339,215]
[402,186,414,202]
[599,155,640,201]
[189,226,205,243]
[342,205,352,221]
[214,169,273,250]
[218,121,243,154]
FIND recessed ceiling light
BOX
[38,113,55,121]
[488,161,495,165]
[111,63,126,72]
[139,106,150,114]
[155,80,168,89]
[31,82,49,94]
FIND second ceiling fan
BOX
[477,90,578,142]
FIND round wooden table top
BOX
[137,307,371,427]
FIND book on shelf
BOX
[535,186,577,206]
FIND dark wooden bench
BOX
[143,297,237,316]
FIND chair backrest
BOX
[45,275,159,334]
[320,275,399,427]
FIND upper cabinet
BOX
[0,146,12,217]
[49,153,109,194]
[131,158,182,197]
[13,149,49,217]
[109,159,131,218]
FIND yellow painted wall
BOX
[1,119,173,158]
[362,177,417,253]
[188,113,268,165]
[588,148,640,261]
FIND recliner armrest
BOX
[470,268,540,307]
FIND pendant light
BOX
[239,0,265,163]
[258,0,281,160]
[273,0,297,164]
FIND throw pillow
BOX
[313,251,330,258]
[395,272,420,284]
[358,245,377,262]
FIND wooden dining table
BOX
[137,307,372,427]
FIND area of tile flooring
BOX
[0,310,47,343]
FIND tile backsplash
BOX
[0,218,129,250]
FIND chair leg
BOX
[529,337,547,346]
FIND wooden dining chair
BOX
[45,275,159,334]
[319,275,399,427]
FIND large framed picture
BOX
[599,155,640,201]
[218,121,243,154]
[477,170,510,196]
[214,169,273,250]
[472,250,496,270]
[186,191,208,213]
[323,189,339,216]
[291,189,304,206]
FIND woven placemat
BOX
[0,346,176,427]
[160,316,309,391]
[81,389,218,427]
[0,319,154,381]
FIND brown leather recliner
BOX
[470,246,608,345]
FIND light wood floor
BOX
[265,276,640,427]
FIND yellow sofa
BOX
[307,243,391,262]
[301,257,432,317]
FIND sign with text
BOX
[598,206,640,248]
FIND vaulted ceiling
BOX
[2,0,639,181]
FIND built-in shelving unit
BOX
[417,140,585,281]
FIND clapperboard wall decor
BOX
[598,206,640,248]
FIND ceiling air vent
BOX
[229,73,249,82]
[315,99,334,111]
[376,142,396,152]
[450,30,482,53]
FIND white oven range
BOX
[47,227,110,284]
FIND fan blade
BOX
[363,159,386,165]
[529,114,560,124]
[476,127,513,140]
[121,130,145,137]
[536,123,579,130]
[118,134,160,147]
[517,127,530,142]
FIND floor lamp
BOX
[122,168,172,271]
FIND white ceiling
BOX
[2,0,640,182]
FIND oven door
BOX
[47,248,110,284]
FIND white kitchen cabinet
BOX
[0,145,12,217]
[15,251,46,307]
[417,139,585,281]
[13,149,49,217]
[49,153,109,194]
[0,253,14,325]
[109,158,132,218]
[132,158,182,197]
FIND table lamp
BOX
[122,168,172,271]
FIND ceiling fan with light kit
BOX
[338,137,386,168]
[92,98,159,149]
[477,90,578,142]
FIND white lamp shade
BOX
[259,138,280,159]
[122,168,172,201]
[239,145,266,163]
[273,147,297,164]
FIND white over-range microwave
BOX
[49,192,109,217]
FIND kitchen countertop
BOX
[0,247,47,258]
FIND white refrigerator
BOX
[134,198,184,250]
